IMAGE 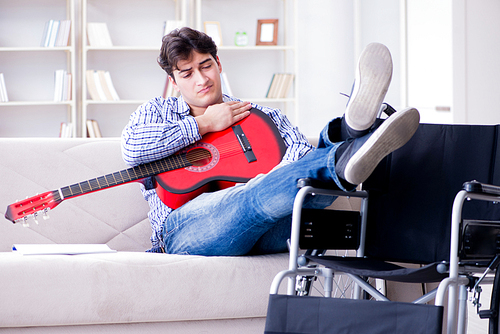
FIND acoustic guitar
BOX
[5,108,286,225]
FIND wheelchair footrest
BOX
[479,309,498,319]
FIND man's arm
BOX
[121,97,202,166]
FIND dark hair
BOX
[158,27,218,79]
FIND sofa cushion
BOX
[0,251,288,327]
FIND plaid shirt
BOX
[121,94,314,251]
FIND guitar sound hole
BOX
[186,148,212,167]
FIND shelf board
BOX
[85,99,147,105]
[84,98,295,106]
[85,46,160,51]
[242,97,296,103]
[0,101,73,106]
[0,47,72,52]
[84,45,294,52]
[218,45,295,51]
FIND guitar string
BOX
[185,144,242,162]
[65,142,248,196]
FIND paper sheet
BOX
[12,244,116,255]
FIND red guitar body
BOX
[155,108,287,208]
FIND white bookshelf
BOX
[81,0,187,137]
[194,0,299,122]
[0,0,77,137]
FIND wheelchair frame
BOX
[269,181,500,334]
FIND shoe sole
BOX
[344,107,420,185]
[345,43,393,131]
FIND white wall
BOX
[296,0,354,137]
[455,0,500,124]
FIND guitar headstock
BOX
[5,191,60,226]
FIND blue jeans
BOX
[161,119,349,256]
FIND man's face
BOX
[170,51,223,115]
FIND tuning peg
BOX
[33,212,39,225]
[22,216,29,228]
[42,208,50,220]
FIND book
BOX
[97,70,114,101]
[53,70,72,102]
[48,20,60,47]
[87,22,113,47]
[266,73,281,98]
[41,20,52,47]
[86,119,102,138]
[0,73,8,102]
[279,73,294,98]
[59,122,73,138]
[92,120,102,138]
[53,69,64,101]
[266,73,294,98]
[86,70,101,100]
[93,70,107,100]
[55,20,71,47]
[41,20,71,47]
[103,71,120,101]
[86,70,120,101]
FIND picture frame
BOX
[204,21,222,46]
[256,19,278,46]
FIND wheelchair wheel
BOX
[489,267,500,334]
[296,249,362,298]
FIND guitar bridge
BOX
[232,124,257,163]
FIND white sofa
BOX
[0,137,364,333]
[0,138,299,333]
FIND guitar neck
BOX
[58,153,192,200]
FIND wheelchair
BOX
[266,123,500,334]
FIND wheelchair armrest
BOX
[297,178,337,189]
[463,180,500,196]
[296,178,368,199]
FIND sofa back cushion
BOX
[0,138,151,252]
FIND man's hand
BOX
[195,101,252,135]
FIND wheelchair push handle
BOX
[463,180,500,196]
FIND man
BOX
[121,27,419,256]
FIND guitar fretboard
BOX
[55,153,192,201]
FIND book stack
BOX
[86,119,102,138]
[87,23,113,47]
[0,73,8,102]
[59,123,74,138]
[53,70,72,102]
[86,70,120,101]
[41,20,71,47]
[266,73,294,99]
